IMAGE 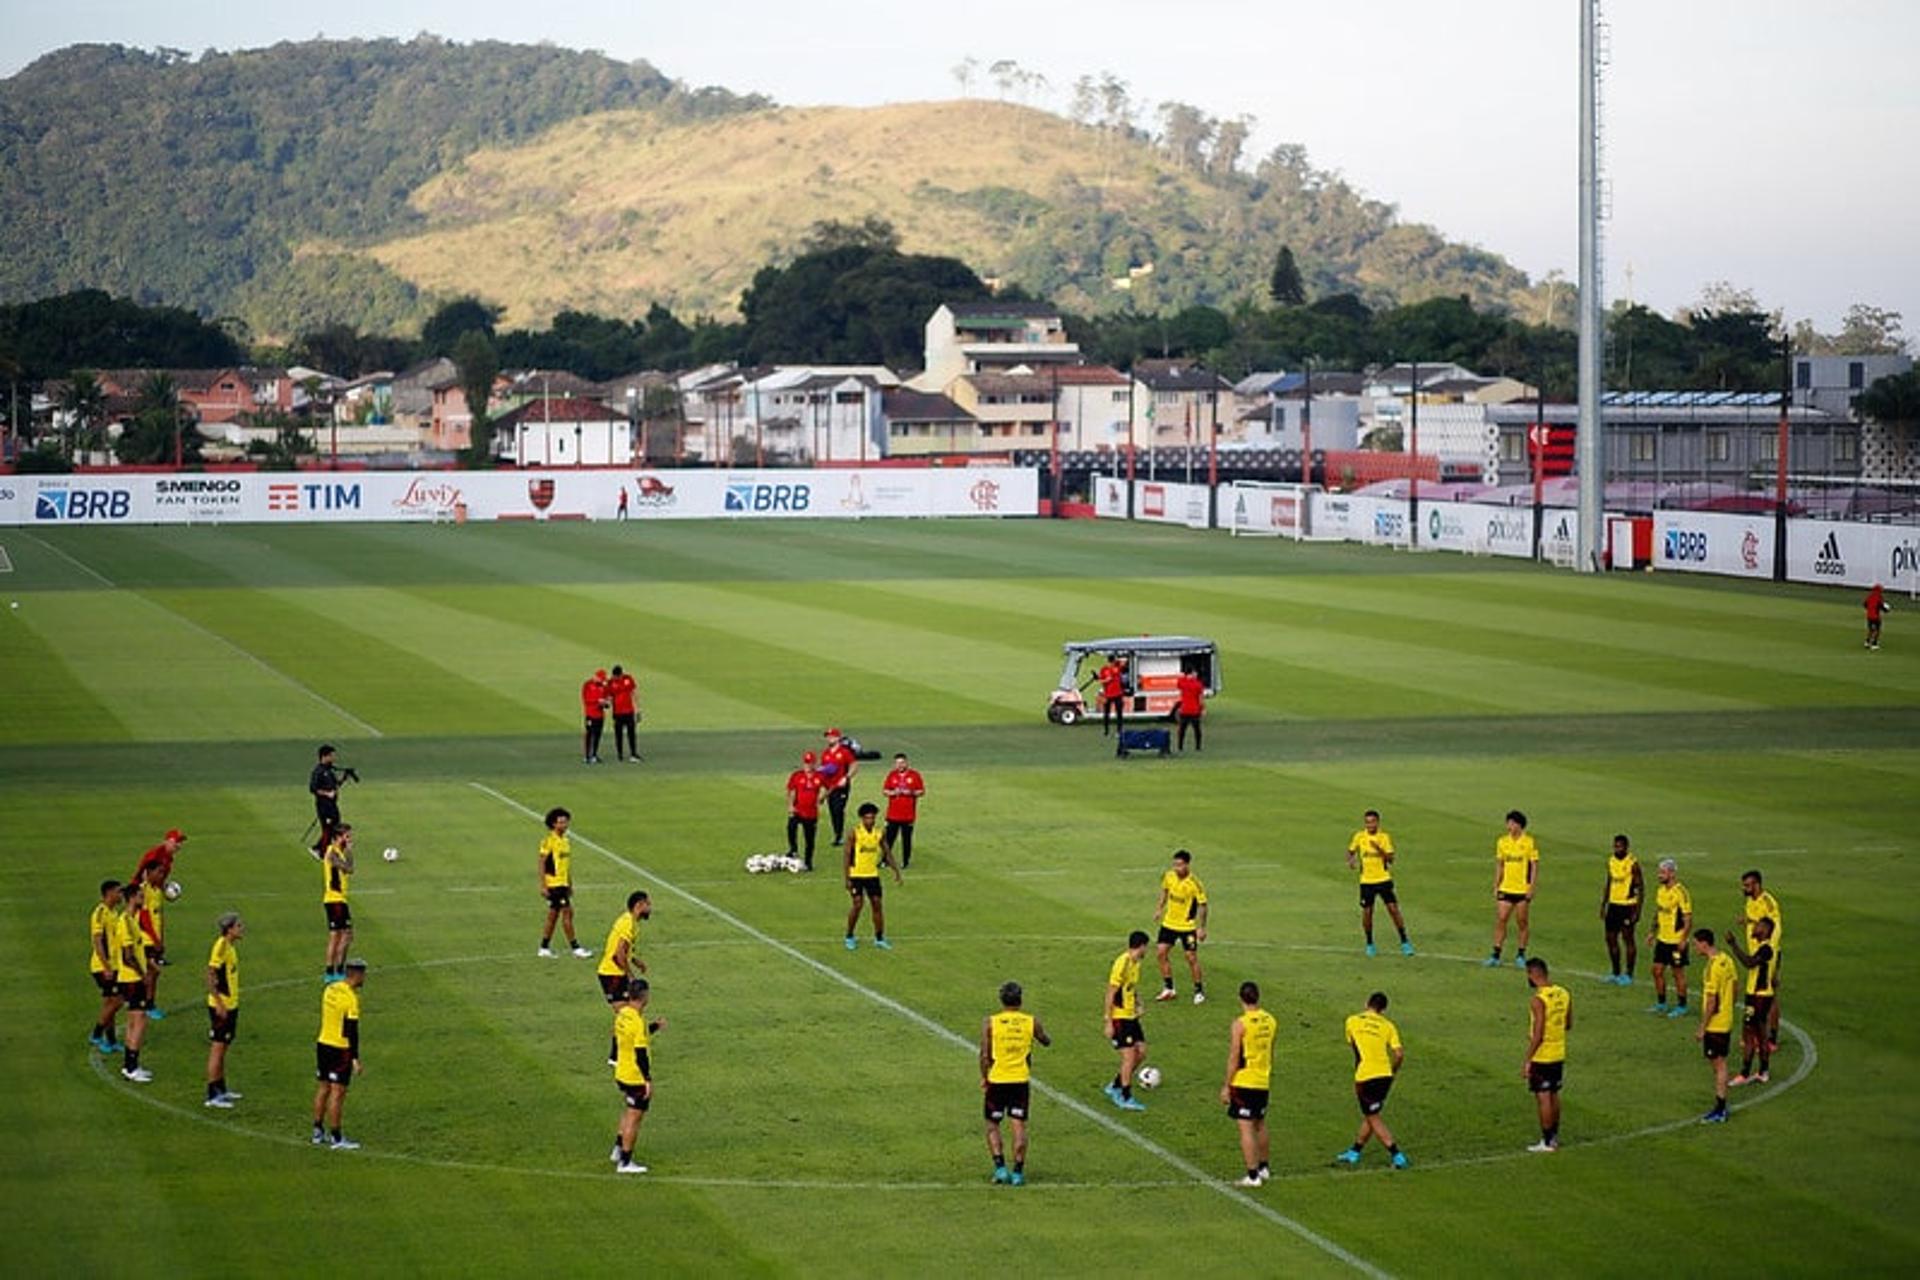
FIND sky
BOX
[4,0,1915,334]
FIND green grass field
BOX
[3,518,1916,1277]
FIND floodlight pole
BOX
[1774,336,1791,580]
[1575,0,1606,571]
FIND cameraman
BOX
[309,745,356,859]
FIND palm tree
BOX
[57,370,105,462]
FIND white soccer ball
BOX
[783,856,803,874]
[1135,1065,1161,1089]
[162,879,182,902]
[745,855,767,874]
[382,847,400,863]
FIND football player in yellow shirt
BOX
[1346,810,1413,957]
[113,894,153,1082]
[204,912,245,1109]
[1220,981,1279,1186]
[321,824,355,982]
[1487,811,1539,968]
[1692,928,1737,1123]
[1523,957,1571,1152]
[88,879,127,1054]
[1738,870,1785,1052]
[843,803,901,951]
[1645,858,1693,1017]
[980,981,1052,1186]
[1722,916,1777,1087]
[1153,850,1209,1003]
[1104,930,1152,1111]
[1598,834,1644,986]
[537,807,592,959]
[609,978,666,1174]
[312,958,366,1150]
[1336,991,1408,1169]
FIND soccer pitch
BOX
[2,518,1915,1276]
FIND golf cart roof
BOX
[1064,637,1215,655]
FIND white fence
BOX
[1785,518,1920,591]
[0,467,1039,527]
[1650,510,1776,579]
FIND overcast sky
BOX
[5,0,1915,333]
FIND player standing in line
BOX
[881,753,926,868]
[1522,957,1571,1152]
[785,752,826,870]
[310,745,345,858]
[1347,810,1413,957]
[1487,811,1539,969]
[581,669,610,764]
[820,728,858,845]
[1722,917,1777,1087]
[204,912,244,1108]
[598,892,653,1000]
[1336,991,1408,1169]
[537,807,592,959]
[1739,870,1785,1053]
[312,958,366,1150]
[608,665,641,763]
[1221,981,1278,1186]
[114,889,153,1081]
[1104,930,1151,1111]
[135,863,169,1017]
[1598,834,1644,986]
[1692,928,1736,1123]
[1864,582,1888,649]
[1646,858,1693,1017]
[1154,850,1209,1003]
[1097,656,1128,740]
[981,981,1051,1186]
[843,803,900,951]
[321,824,355,982]
[609,978,664,1174]
[1174,667,1205,752]
[88,879,126,1053]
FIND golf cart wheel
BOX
[1055,704,1081,726]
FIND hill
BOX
[0,40,1540,337]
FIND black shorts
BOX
[1527,1061,1565,1093]
[848,876,882,900]
[984,1081,1030,1122]
[1226,1087,1269,1121]
[93,971,118,996]
[316,1043,354,1085]
[1498,891,1531,905]
[1653,940,1690,969]
[1702,1031,1732,1060]
[599,972,627,1004]
[619,1082,650,1111]
[1356,1076,1394,1115]
[1156,926,1198,951]
[315,797,341,824]
[119,981,152,1012]
[1605,903,1638,932]
[1360,880,1397,908]
[545,885,572,909]
[1109,1018,1145,1049]
[324,901,352,932]
[144,943,165,966]
[1744,994,1774,1027]
[208,1007,239,1044]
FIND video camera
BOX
[336,765,361,784]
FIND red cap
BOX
[594,669,608,680]
[165,829,186,843]
[824,727,841,737]
[802,751,816,763]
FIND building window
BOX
[1795,362,1811,389]
[1629,432,1656,462]
[1705,431,1731,462]
[1849,362,1865,389]
[1758,432,1776,462]
[1112,389,1130,404]
[1501,433,1524,462]
[1836,432,1857,462]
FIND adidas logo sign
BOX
[1814,531,1846,577]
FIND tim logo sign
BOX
[968,477,1001,511]
[725,482,810,513]
[35,486,130,520]
[267,482,362,513]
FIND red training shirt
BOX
[1100,663,1126,700]
[581,677,609,718]
[1176,672,1205,717]
[134,842,176,883]
[787,768,825,819]
[821,742,856,793]
[1866,586,1886,620]
[608,673,638,717]
[883,767,925,823]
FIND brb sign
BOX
[725,482,810,513]
[35,486,131,521]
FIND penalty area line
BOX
[470,781,1391,1279]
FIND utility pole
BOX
[1575,0,1608,571]
[1773,335,1791,580]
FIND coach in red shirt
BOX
[1175,670,1206,752]
[819,728,858,844]
[133,828,185,886]
[608,665,641,762]
[881,753,927,869]
[1098,657,1129,738]
[786,751,827,870]
[581,670,610,764]
[1865,583,1889,650]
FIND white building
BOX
[917,302,1082,391]
[496,396,634,466]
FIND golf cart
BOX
[1046,637,1221,726]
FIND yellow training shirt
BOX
[1345,1010,1402,1082]
[1348,830,1395,885]
[1230,1007,1278,1089]
[987,1010,1037,1084]
[1744,891,1783,953]
[849,825,883,877]
[1606,853,1640,905]
[539,832,572,889]
[598,912,637,978]
[1704,952,1738,1032]
[318,981,361,1049]
[1531,984,1570,1063]
[207,935,240,1009]
[137,881,164,945]
[1159,870,1208,930]
[1107,950,1141,1020]
[1655,880,1693,944]
[1496,833,1539,895]
[1743,942,1776,998]
[322,847,351,904]
[613,1006,651,1086]
[89,902,115,974]
[113,909,146,982]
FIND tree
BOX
[1857,369,1920,476]
[799,217,900,255]
[452,329,499,464]
[1268,246,1306,306]
[951,56,979,98]
[1210,115,1253,177]
[1068,75,1097,127]
[421,297,501,357]
[112,371,200,466]
[56,370,104,462]
[243,409,318,470]
[988,59,1020,100]
[1156,101,1214,171]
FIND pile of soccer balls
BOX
[744,854,805,875]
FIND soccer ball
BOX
[783,856,803,874]
[745,855,768,874]
[1135,1066,1162,1089]
[162,880,182,902]
[382,847,400,863]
